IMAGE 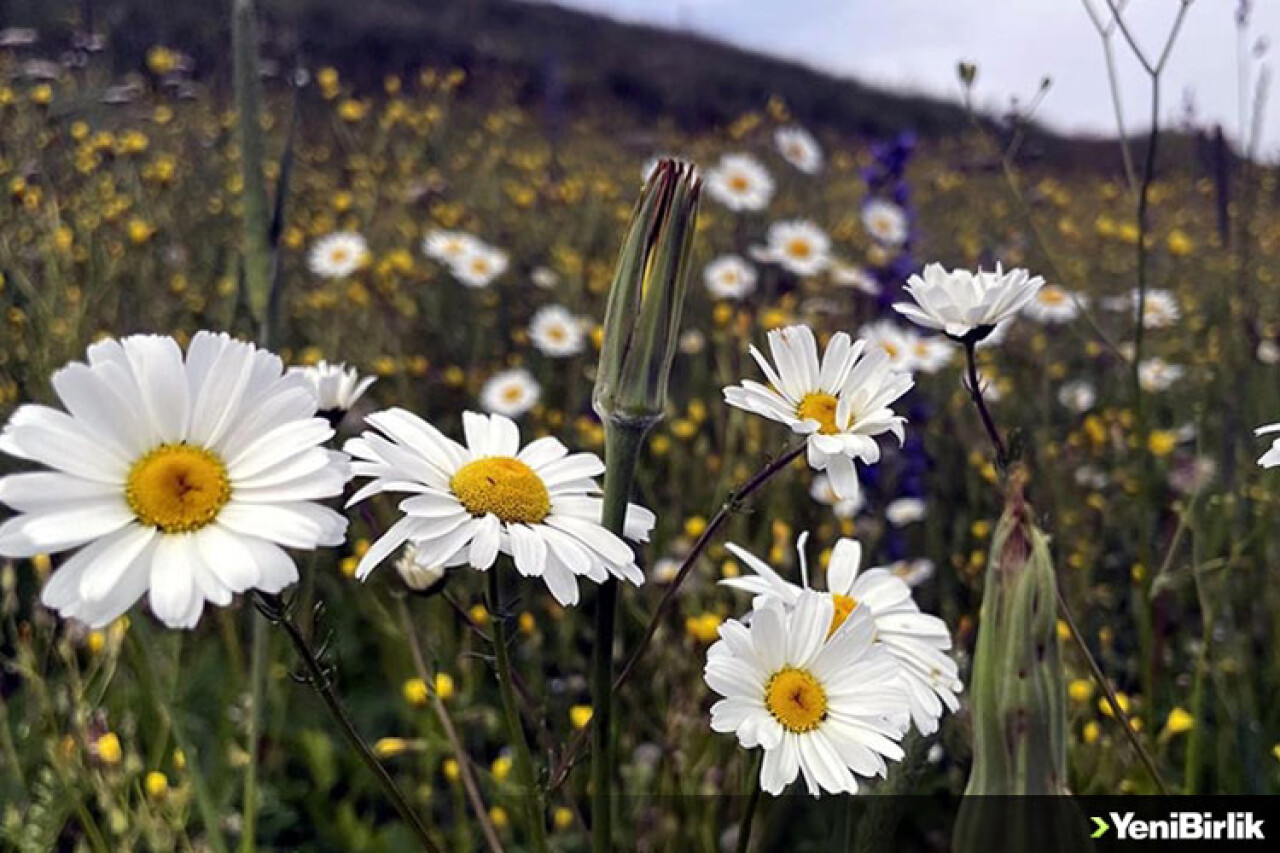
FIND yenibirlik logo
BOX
[1091,811,1265,842]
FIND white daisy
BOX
[704,590,910,796]
[703,255,757,300]
[289,361,375,417]
[721,536,962,735]
[831,263,881,296]
[774,126,823,174]
[1022,285,1084,324]
[1057,380,1096,413]
[422,229,480,265]
[0,332,350,629]
[723,324,912,502]
[1257,340,1280,365]
[308,232,368,279]
[450,241,509,289]
[344,410,655,606]
[1138,358,1184,392]
[809,473,864,520]
[759,220,830,277]
[894,263,1044,342]
[1105,288,1180,329]
[528,305,585,358]
[861,199,909,247]
[480,368,541,418]
[705,153,775,212]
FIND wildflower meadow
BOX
[1,0,1279,851]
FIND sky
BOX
[531,0,1280,153]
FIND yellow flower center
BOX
[501,385,525,404]
[471,258,490,274]
[828,593,859,636]
[729,174,750,192]
[450,457,550,524]
[765,667,828,733]
[797,392,840,435]
[1039,287,1066,305]
[329,247,350,265]
[786,238,812,259]
[126,444,231,533]
[546,326,567,343]
[882,341,900,358]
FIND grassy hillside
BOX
[1,0,1199,174]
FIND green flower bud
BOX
[593,159,701,428]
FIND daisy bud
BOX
[961,469,1067,795]
[593,159,701,428]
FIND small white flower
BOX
[809,473,864,519]
[450,241,509,289]
[724,325,912,503]
[653,556,681,583]
[908,335,957,374]
[1258,340,1280,365]
[894,263,1044,341]
[480,368,541,418]
[759,220,830,277]
[422,229,480,265]
[1022,285,1084,324]
[703,255,757,300]
[289,361,375,415]
[858,320,915,372]
[888,558,935,588]
[704,590,911,795]
[529,305,585,358]
[1138,358,1184,392]
[345,411,655,606]
[395,543,447,593]
[885,497,927,527]
[721,536,962,736]
[531,266,559,290]
[831,263,882,296]
[1057,380,1096,413]
[308,232,368,279]
[705,153,775,212]
[0,332,350,629]
[774,126,823,174]
[862,199,909,247]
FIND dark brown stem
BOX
[964,342,1007,471]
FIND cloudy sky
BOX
[535,0,1280,152]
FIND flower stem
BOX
[590,421,647,853]
[251,592,442,852]
[1053,583,1168,793]
[240,614,267,853]
[486,566,548,853]
[963,342,1007,470]
[396,596,506,853]
[735,751,763,853]
[548,441,805,793]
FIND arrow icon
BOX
[1091,816,1110,838]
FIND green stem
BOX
[240,613,267,853]
[487,566,548,853]
[252,592,442,852]
[735,751,763,853]
[590,422,647,853]
[1054,585,1168,793]
[548,442,805,793]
